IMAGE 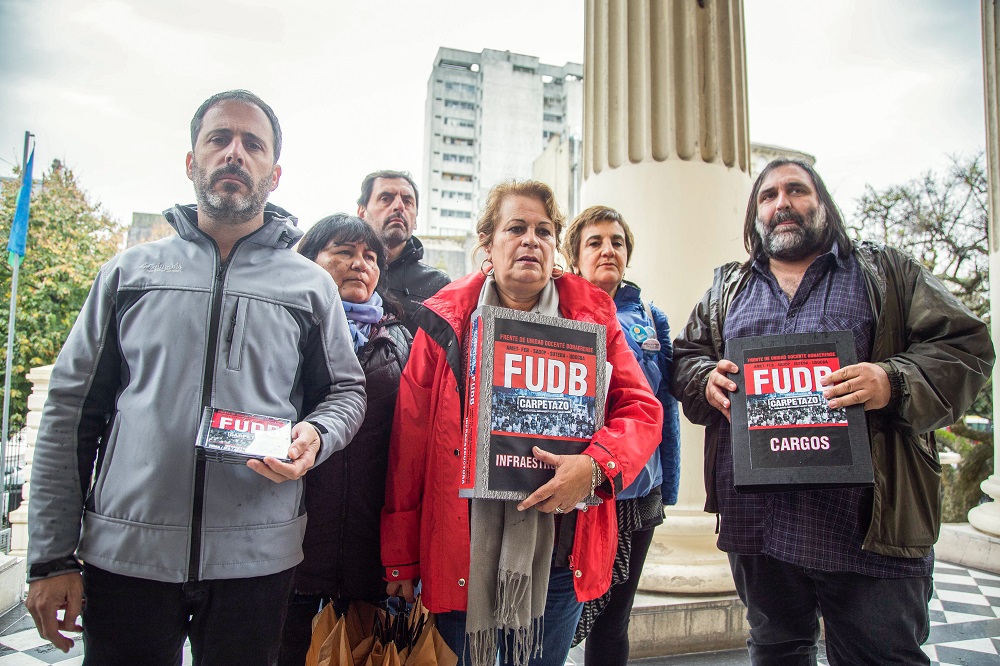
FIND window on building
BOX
[444,99,476,110]
[442,190,473,201]
[444,81,477,94]
[441,209,472,219]
[440,61,474,72]
[442,153,474,164]
[513,65,535,74]
[543,113,563,123]
[443,117,475,128]
[442,172,473,182]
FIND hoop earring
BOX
[480,258,494,277]
[551,265,565,280]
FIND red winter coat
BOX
[381,272,663,613]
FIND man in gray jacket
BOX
[25,90,367,664]
[673,158,992,665]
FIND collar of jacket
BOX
[712,243,890,362]
[709,261,752,361]
[614,280,642,306]
[389,236,425,268]
[162,202,303,250]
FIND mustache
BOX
[769,209,805,228]
[211,164,251,187]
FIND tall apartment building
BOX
[422,47,583,236]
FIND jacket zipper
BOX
[188,233,257,582]
[337,453,350,596]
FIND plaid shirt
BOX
[716,246,933,577]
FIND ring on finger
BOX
[554,506,564,514]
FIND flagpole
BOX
[1,132,33,530]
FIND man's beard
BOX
[756,204,827,261]
[192,160,272,224]
[379,213,411,249]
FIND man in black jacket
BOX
[672,158,993,665]
[358,170,450,334]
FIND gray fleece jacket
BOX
[27,203,366,583]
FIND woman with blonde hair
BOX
[381,181,662,666]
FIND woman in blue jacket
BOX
[562,205,681,665]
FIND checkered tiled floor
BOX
[911,562,1000,666]
[2,562,997,664]
[576,562,1000,666]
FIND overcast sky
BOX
[0,0,987,230]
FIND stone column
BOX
[9,365,52,557]
[582,0,751,593]
[969,0,1000,538]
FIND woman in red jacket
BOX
[381,180,662,666]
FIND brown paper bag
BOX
[345,600,382,650]
[364,639,402,666]
[352,634,376,666]
[403,617,457,666]
[317,615,353,666]
[306,604,339,666]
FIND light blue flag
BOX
[7,147,35,266]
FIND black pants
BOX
[729,553,932,666]
[584,525,655,666]
[81,564,295,666]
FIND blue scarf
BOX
[342,292,384,353]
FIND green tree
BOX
[849,154,992,521]
[0,159,123,430]
[851,154,989,321]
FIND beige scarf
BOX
[466,276,560,666]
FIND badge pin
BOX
[630,324,649,343]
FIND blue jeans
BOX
[436,566,583,666]
[729,553,932,666]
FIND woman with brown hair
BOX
[381,181,662,666]
[563,205,681,665]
